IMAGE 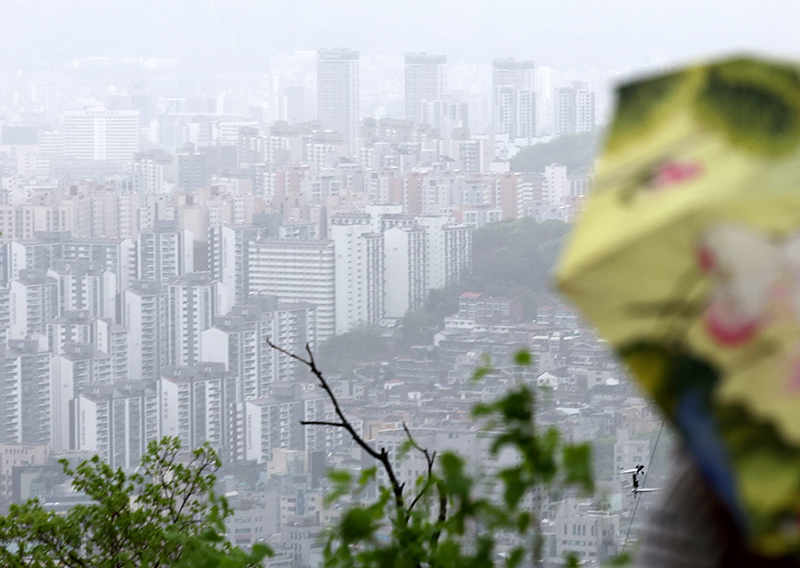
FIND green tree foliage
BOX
[317,325,392,372]
[277,342,594,568]
[465,218,571,318]
[0,437,270,568]
[510,131,601,173]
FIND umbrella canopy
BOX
[557,56,800,556]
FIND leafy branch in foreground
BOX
[268,340,594,568]
[0,437,270,568]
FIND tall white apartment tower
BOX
[556,82,595,135]
[125,280,169,381]
[330,213,384,334]
[167,272,217,369]
[248,240,336,340]
[136,220,194,284]
[317,49,360,156]
[405,53,448,123]
[492,59,536,141]
[64,108,140,162]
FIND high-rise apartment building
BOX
[136,220,193,284]
[317,49,360,156]
[159,363,236,456]
[71,382,159,469]
[248,239,336,340]
[404,53,447,123]
[208,221,277,307]
[48,260,117,320]
[556,82,595,135]
[125,280,168,381]
[384,226,426,318]
[201,297,317,404]
[443,224,473,286]
[0,339,52,446]
[492,59,536,140]
[64,108,140,163]
[330,213,384,334]
[167,272,217,369]
[9,270,58,340]
[239,383,326,464]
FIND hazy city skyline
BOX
[1,0,798,75]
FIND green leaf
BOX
[498,389,533,422]
[340,508,377,543]
[514,349,532,366]
[500,468,527,509]
[516,512,531,533]
[563,443,594,493]
[604,552,632,566]
[328,469,353,484]
[358,466,378,487]
[506,547,525,568]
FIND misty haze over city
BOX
[0,2,792,567]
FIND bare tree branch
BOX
[301,420,346,428]
[402,422,436,514]
[267,339,408,514]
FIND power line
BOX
[621,417,666,554]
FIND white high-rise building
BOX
[405,53,447,123]
[248,239,336,340]
[208,223,275,307]
[417,216,448,290]
[125,280,168,381]
[47,260,117,320]
[201,296,318,401]
[9,270,58,340]
[0,339,52,446]
[71,382,159,469]
[136,221,193,284]
[330,213,384,334]
[52,342,113,450]
[317,49,360,156]
[63,238,136,309]
[64,108,140,162]
[158,363,235,456]
[239,383,327,464]
[167,272,218,369]
[384,226,426,318]
[492,59,536,141]
[443,224,472,286]
[543,164,569,205]
[556,83,595,135]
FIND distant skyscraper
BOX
[64,108,140,162]
[492,59,536,140]
[404,53,447,123]
[556,82,596,135]
[317,49,360,156]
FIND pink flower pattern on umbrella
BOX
[650,161,704,189]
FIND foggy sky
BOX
[1,0,798,75]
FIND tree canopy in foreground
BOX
[0,437,270,568]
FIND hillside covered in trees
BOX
[318,218,571,371]
[510,131,601,172]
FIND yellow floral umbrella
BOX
[557,56,800,556]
